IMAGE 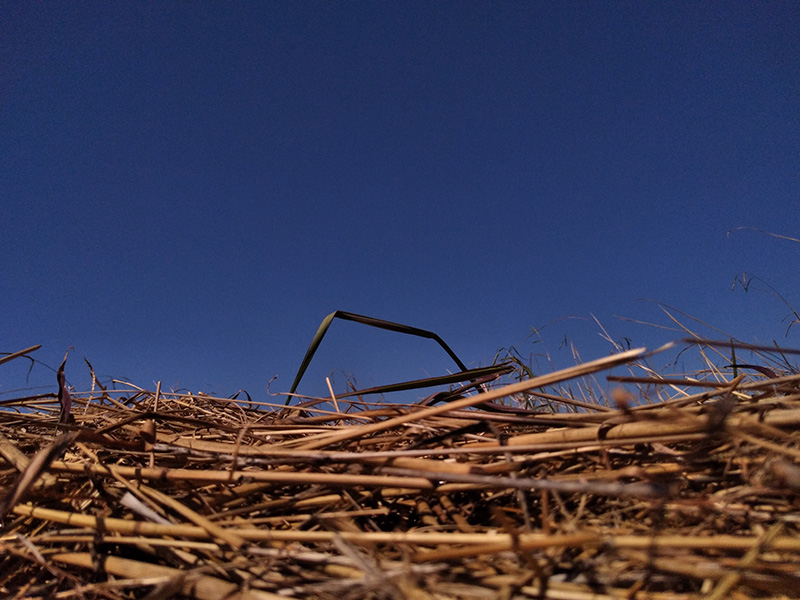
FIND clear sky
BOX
[2,3,799,403]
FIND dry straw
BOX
[1,323,800,599]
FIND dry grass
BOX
[2,339,800,599]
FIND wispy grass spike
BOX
[285,311,471,405]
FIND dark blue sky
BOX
[3,3,799,402]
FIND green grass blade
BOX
[333,363,514,399]
[285,311,472,405]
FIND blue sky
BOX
[2,3,799,402]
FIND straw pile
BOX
[2,342,800,599]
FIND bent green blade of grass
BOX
[285,311,472,405]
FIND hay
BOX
[1,342,800,599]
